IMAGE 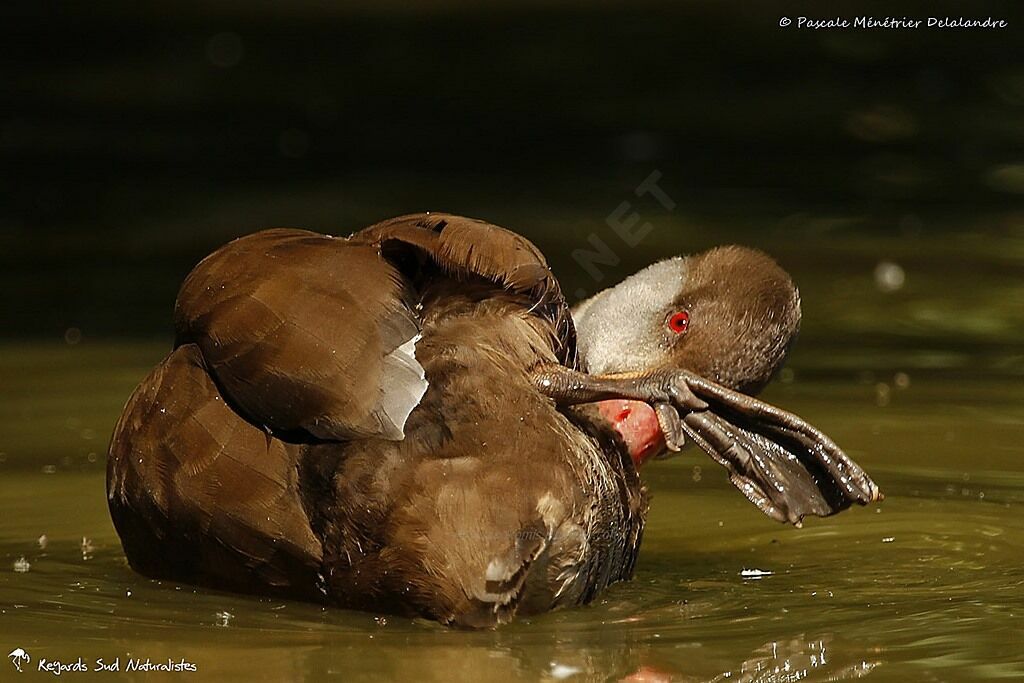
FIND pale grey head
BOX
[573,246,802,395]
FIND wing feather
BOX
[107,344,324,596]
[353,213,577,368]
[174,229,426,441]
[173,214,576,444]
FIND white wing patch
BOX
[373,332,428,440]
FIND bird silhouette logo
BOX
[8,648,30,673]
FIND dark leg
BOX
[528,363,706,409]
[530,364,709,451]
[531,363,882,525]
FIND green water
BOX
[2,223,1024,682]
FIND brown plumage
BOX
[108,212,879,627]
[110,213,639,626]
[107,343,324,598]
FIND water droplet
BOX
[874,261,905,292]
[740,568,772,579]
[550,663,583,679]
[81,537,95,560]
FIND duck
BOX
[107,213,880,627]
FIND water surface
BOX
[1,225,1023,682]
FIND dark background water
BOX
[1,2,1023,681]
[1,0,1022,339]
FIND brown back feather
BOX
[174,229,423,441]
[107,344,324,597]
[353,213,578,368]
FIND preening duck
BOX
[107,213,880,627]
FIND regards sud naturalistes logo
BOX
[8,649,198,675]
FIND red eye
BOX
[668,311,690,334]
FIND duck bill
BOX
[594,399,666,468]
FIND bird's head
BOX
[573,245,801,395]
